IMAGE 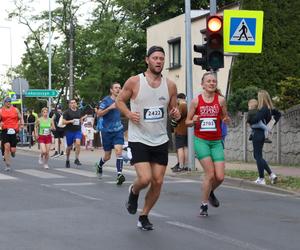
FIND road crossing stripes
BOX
[16,169,64,179]
[0,172,18,180]
[0,167,196,184]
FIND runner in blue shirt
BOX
[95,82,125,185]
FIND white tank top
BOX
[128,73,170,146]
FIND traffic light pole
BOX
[210,0,216,15]
[184,0,195,170]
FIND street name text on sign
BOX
[223,10,264,53]
[25,89,59,98]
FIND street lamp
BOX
[48,0,52,111]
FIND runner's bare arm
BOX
[167,79,181,121]
[116,76,140,124]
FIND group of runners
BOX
[0,45,279,231]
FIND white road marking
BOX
[53,182,96,186]
[55,168,98,177]
[0,173,18,180]
[41,184,103,201]
[16,169,64,179]
[166,221,268,250]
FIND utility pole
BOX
[69,17,74,100]
[48,0,52,110]
[184,0,195,170]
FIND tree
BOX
[275,77,300,110]
[227,85,259,113]
[230,0,300,99]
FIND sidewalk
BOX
[18,143,300,177]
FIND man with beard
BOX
[116,46,181,230]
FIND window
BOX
[168,37,181,69]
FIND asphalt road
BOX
[0,152,299,250]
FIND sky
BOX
[0,0,27,84]
[0,0,93,88]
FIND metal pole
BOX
[184,0,195,170]
[48,0,52,110]
[210,0,217,15]
[69,19,74,100]
[18,78,24,146]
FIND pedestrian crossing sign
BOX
[223,10,264,53]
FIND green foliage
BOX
[230,0,300,101]
[227,85,259,113]
[275,77,300,110]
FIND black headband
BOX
[147,46,165,57]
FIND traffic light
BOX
[206,15,224,70]
[193,44,208,71]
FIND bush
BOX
[227,85,259,114]
[275,77,300,110]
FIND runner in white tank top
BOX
[116,46,181,231]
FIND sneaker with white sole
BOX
[43,164,49,169]
[126,184,139,214]
[254,177,266,185]
[38,155,44,164]
[137,215,153,231]
[269,173,277,184]
[199,204,208,217]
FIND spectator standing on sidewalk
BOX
[248,90,281,185]
[0,97,23,171]
[172,93,188,172]
[186,72,230,217]
[27,109,36,146]
[62,99,86,168]
[51,104,65,157]
[116,45,181,230]
[35,107,55,169]
[95,82,126,185]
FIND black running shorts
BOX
[128,141,169,166]
[2,129,18,148]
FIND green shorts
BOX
[194,137,225,162]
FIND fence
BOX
[224,104,300,165]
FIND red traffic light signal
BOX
[206,15,224,70]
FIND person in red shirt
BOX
[0,97,23,171]
[186,73,230,216]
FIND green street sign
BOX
[25,89,59,98]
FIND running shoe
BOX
[116,173,125,185]
[171,163,179,170]
[74,159,82,166]
[51,151,59,158]
[95,163,103,177]
[65,160,70,168]
[126,184,139,214]
[4,166,10,172]
[254,177,266,185]
[269,173,278,184]
[43,164,49,169]
[208,191,220,207]
[38,155,44,164]
[137,215,153,231]
[60,151,64,156]
[200,204,208,217]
